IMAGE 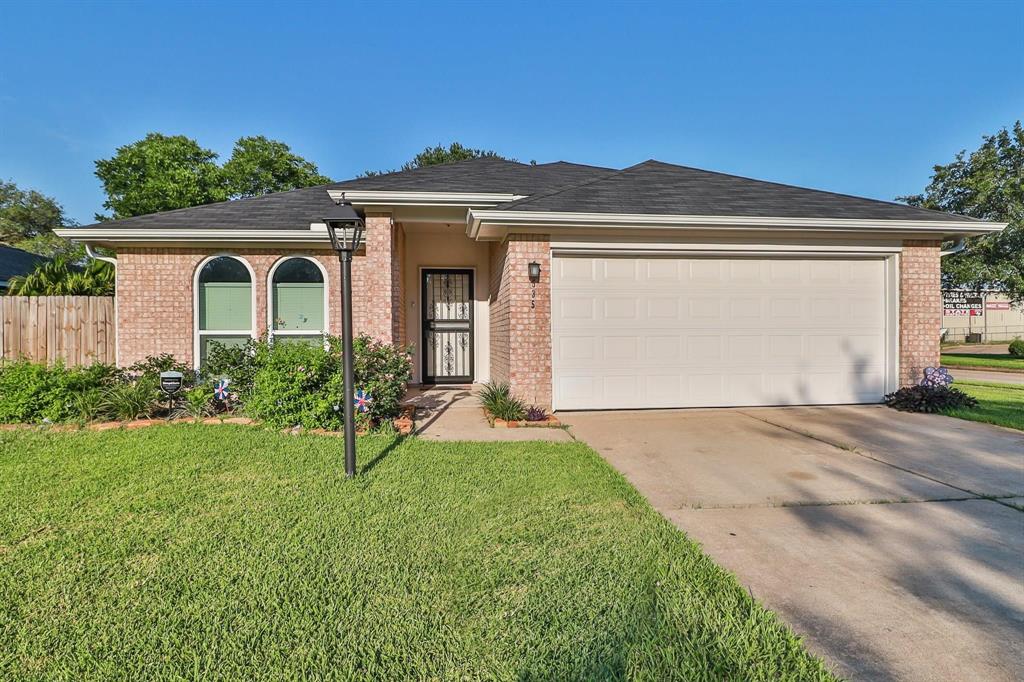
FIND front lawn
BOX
[941,353,1024,371]
[945,380,1024,431]
[0,427,833,680]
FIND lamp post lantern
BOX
[320,200,365,477]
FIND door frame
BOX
[420,267,475,384]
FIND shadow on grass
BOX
[359,435,405,475]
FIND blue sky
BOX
[1,0,1021,224]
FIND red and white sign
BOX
[943,291,984,317]
[986,301,1011,311]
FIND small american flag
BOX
[354,389,372,413]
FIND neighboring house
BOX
[0,245,49,290]
[55,158,1004,410]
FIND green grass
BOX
[0,426,834,681]
[945,380,1024,431]
[941,353,1024,371]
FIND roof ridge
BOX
[640,160,980,221]
[497,162,645,210]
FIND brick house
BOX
[55,158,1004,410]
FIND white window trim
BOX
[266,256,330,341]
[193,254,257,369]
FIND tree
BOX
[95,133,333,219]
[221,135,331,199]
[361,142,508,177]
[5,256,114,296]
[94,133,227,220]
[900,122,1024,303]
[0,180,75,244]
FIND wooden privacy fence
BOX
[1,296,116,365]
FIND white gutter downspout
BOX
[84,242,118,266]
[83,243,119,366]
[940,237,967,257]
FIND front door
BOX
[422,269,474,384]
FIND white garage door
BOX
[551,255,890,410]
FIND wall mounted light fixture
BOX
[528,261,541,283]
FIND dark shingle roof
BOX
[331,158,614,194]
[70,156,976,232]
[0,246,49,282]
[73,157,614,231]
[496,160,978,222]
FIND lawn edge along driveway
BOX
[0,426,836,681]
[945,379,1024,431]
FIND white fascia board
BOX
[328,189,526,207]
[467,210,1006,239]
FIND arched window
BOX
[269,257,327,345]
[194,256,254,366]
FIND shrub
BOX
[203,339,258,395]
[348,336,413,428]
[479,381,526,422]
[884,385,978,413]
[73,389,110,423]
[525,405,547,422]
[245,340,344,429]
[0,360,119,423]
[241,334,411,430]
[173,385,212,420]
[99,375,161,421]
[1010,337,1024,358]
[128,353,195,388]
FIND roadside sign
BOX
[943,291,983,317]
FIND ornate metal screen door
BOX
[422,269,473,383]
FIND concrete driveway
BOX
[561,406,1024,681]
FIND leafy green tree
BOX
[95,133,332,218]
[0,180,75,244]
[94,133,227,220]
[900,122,1024,303]
[361,142,509,177]
[5,256,114,296]
[221,135,331,199]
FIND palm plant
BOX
[5,257,114,296]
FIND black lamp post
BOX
[320,200,365,477]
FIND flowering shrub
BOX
[209,334,412,430]
[0,335,412,430]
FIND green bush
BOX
[1009,337,1024,358]
[203,339,258,395]
[0,360,119,423]
[128,353,195,388]
[236,335,412,430]
[479,381,526,422]
[99,375,161,421]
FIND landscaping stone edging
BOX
[482,408,561,429]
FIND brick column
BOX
[489,234,551,407]
[355,213,403,343]
[899,240,942,386]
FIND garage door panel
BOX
[552,256,890,410]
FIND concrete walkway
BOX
[403,386,571,442]
[562,406,1024,681]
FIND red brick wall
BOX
[357,214,403,344]
[488,234,552,407]
[899,240,942,386]
[115,245,384,367]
